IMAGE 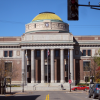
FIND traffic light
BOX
[68,0,78,20]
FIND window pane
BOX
[55,50,59,57]
[83,61,90,71]
[88,50,91,56]
[9,51,12,57]
[5,63,12,72]
[37,50,40,57]
[4,51,8,57]
[83,50,86,56]
[85,77,89,82]
[65,65,68,71]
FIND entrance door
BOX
[44,65,51,83]
[48,65,51,83]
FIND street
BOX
[0,91,99,100]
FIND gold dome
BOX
[32,12,62,21]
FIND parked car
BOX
[71,85,89,91]
[88,83,100,99]
[99,91,100,100]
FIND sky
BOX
[0,0,100,37]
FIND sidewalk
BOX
[0,91,33,96]
[0,89,88,96]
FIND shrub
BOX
[76,83,89,86]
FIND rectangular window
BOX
[36,50,40,57]
[9,51,13,57]
[5,62,12,72]
[85,77,89,82]
[88,50,91,56]
[83,61,90,71]
[55,50,59,57]
[65,65,68,71]
[4,51,8,57]
[83,50,86,56]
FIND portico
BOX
[0,12,100,89]
[21,46,74,84]
[21,12,75,85]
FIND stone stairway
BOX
[25,83,70,91]
[6,83,71,92]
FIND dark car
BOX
[88,83,100,99]
[99,91,100,100]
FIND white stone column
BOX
[41,49,44,83]
[25,50,27,85]
[60,49,64,83]
[51,49,54,83]
[70,49,74,82]
[31,49,35,83]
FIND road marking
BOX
[45,94,49,100]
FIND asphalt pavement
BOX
[0,90,98,100]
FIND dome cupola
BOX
[32,12,62,22]
[25,12,69,33]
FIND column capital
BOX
[41,49,45,50]
[60,48,65,50]
[21,49,25,51]
[50,48,55,50]
[69,48,74,50]
[31,49,35,51]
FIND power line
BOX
[0,20,26,24]
[70,25,100,26]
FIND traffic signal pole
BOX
[78,4,100,10]
[68,0,100,21]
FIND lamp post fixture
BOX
[22,72,24,92]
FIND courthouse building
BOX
[0,12,100,85]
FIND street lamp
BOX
[22,72,24,92]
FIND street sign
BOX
[69,79,72,84]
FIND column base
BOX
[60,80,65,83]
[41,80,44,83]
[55,80,57,83]
[31,81,35,83]
[36,81,38,83]
[51,80,54,83]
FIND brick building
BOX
[0,12,100,85]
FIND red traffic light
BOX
[68,0,78,20]
[71,0,75,4]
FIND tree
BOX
[0,59,19,94]
[83,62,90,85]
[90,48,100,82]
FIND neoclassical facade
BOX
[0,12,100,85]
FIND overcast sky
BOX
[0,0,100,37]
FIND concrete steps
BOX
[6,83,71,91]
[26,83,70,91]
